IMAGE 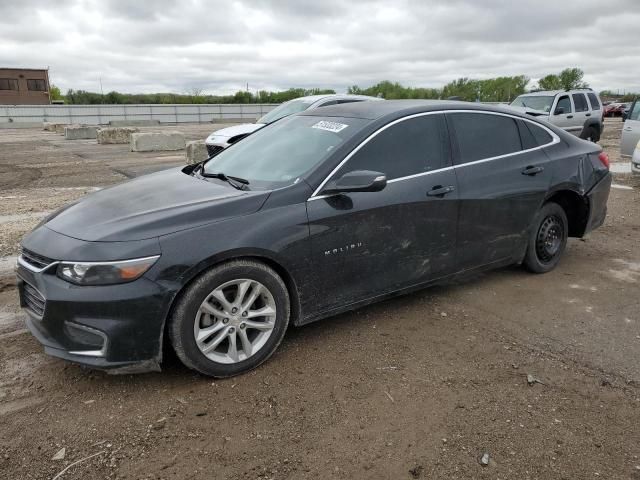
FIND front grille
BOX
[22,282,46,317]
[206,144,224,157]
[21,248,55,270]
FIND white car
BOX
[204,94,382,156]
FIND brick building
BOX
[0,68,51,105]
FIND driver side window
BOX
[334,114,449,180]
[555,95,572,115]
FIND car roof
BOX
[299,99,531,121]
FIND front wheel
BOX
[169,260,290,377]
[523,202,568,274]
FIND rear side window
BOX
[517,120,537,149]
[587,93,601,110]
[572,93,589,112]
[448,113,522,164]
[337,114,449,180]
[524,122,554,146]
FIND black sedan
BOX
[17,101,612,377]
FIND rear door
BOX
[571,93,590,132]
[621,99,640,157]
[306,113,458,312]
[446,111,554,270]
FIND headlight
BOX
[56,255,160,286]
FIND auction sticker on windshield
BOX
[312,121,349,133]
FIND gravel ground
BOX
[0,119,638,479]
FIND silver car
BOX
[509,89,604,142]
[621,99,640,174]
[204,94,382,156]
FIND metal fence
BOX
[0,104,278,126]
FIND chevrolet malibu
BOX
[17,101,611,377]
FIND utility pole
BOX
[99,77,104,103]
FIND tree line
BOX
[51,68,638,104]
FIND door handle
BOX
[567,115,574,119]
[427,185,455,197]
[624,127,633,131]
[522,165,544,176]
[585,113,591,117]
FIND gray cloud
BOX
[1,0,639,94]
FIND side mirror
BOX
[622,112,628,121]
[323,170,387,194]
[554,107,565,115]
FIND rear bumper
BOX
[584,172,612,235]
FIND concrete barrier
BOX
[130,131,186,152]
[185,140,209,164]
[110,119,161,127]
[64,125,99,140]
[55,124,70,134]
[97,127,140,144]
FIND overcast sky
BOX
[2,0,639,95]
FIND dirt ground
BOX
[0,119,638,480]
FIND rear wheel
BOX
[169,260,290,377]
[523,202,568,273]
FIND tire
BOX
[169,260,290,377]
[523,202,568,274]
[580,125,599,142]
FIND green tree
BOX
[558,68,588,90]
[49,84,64,101]
[538,68,588,91]
[538,74,562,90]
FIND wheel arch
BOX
[544,188,589,237]
[162,249,303,348]
[580,118,601,140]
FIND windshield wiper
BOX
[199,169,250,190]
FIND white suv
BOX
[205,94,382,156]
[509,89,604,142]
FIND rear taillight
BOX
[598,152,610,169]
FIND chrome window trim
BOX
[307,109,560,201]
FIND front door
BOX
[551,94,580,135]
[306,113,458,313]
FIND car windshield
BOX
[257,99,316,124]
[511,95,555,113]
[202,115,365,190]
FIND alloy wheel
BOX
[193,279,276,364]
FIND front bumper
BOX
[17,262,169,372]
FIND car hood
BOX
[206,123,265,142]
[44,167,270,242]
[507,105,550,118]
